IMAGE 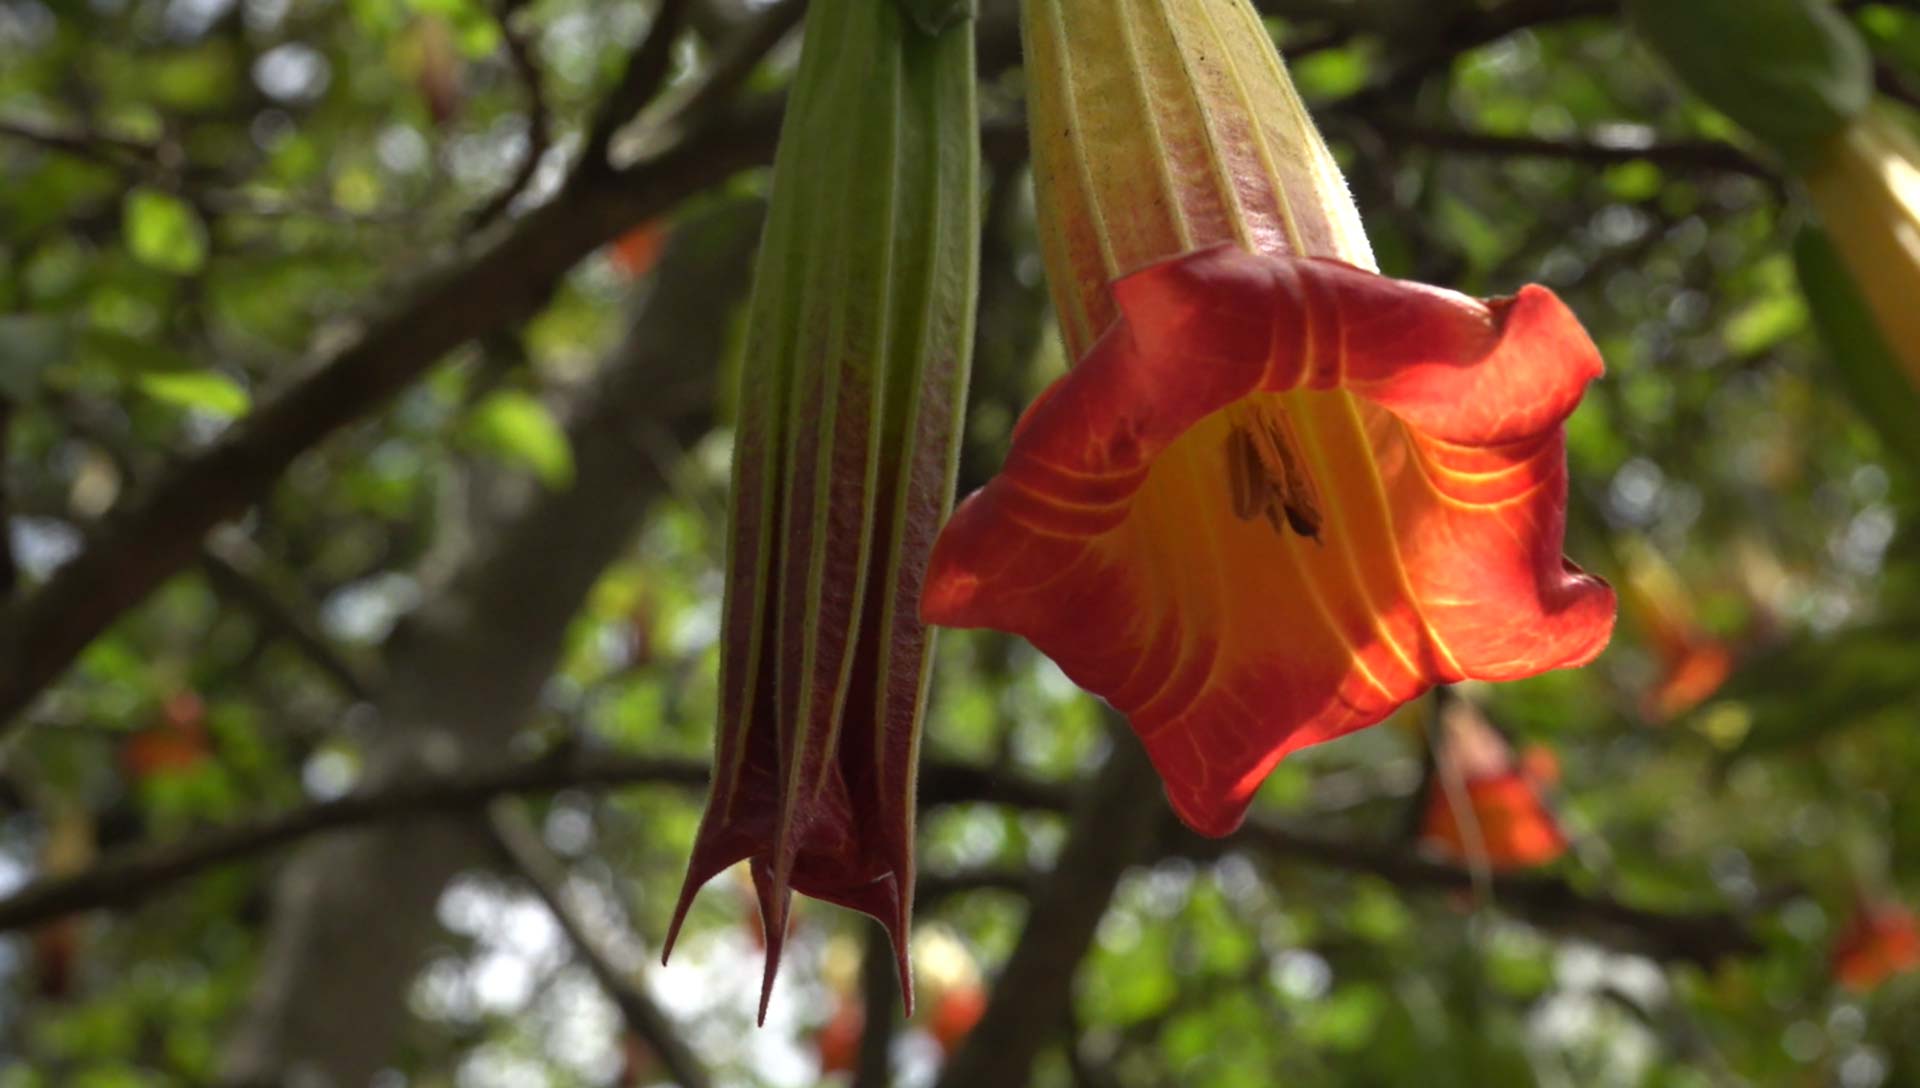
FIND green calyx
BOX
[1627,0,1872,171]
[667,0,979,1019]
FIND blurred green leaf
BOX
[144,43,243,109]
[138,370,251,419]
[1293,47,1371,99]
[1604,161,1666,202]
[465,390,575,488]
[1723,292,1807,356]
[1300,984,1387,1052]
[123,188,209,275]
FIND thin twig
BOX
[488,801,712,1088]
[0,754,1058,932]
[1181,821,1762,968]
[852,921,901,1088]
[666,0,808,127]
[934,735,1170,1088]
[582,0,695,170]
[1427,688,1496,904]
[465,0,554,232]
[917,866,1031,905]
[1877,62,1920,114]
[0,116,165,170]
[199,537,381,702]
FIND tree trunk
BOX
[217,201,762,1086]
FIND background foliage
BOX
[4,0,1920,1085]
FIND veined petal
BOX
[923,245,1614,835]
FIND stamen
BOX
[1221,401,1324,542]
[1225,426,1261,522]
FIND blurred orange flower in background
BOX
[119,690,213,780]
[1621,541,1740,722]
[1832,901,1920,993]
[608,222,668,281]
[815,995,863,1076]
[1419,699,1568,871]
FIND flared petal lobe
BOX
[923,245,1615,836]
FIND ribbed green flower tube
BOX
[663,0,978,1020]
[1023,0,1374,359]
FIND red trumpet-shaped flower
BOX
[1621,541,1737,722]
[921,0,1615,836]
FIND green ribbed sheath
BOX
[665,0,979,1021]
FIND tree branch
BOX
[1191,823,1761,968]
[0,714,1759,971]
[214,195,766,1085]
[0,752,698,933]
[488,802,711,1088]
[934,736,1170,1088]
[1877,60,1920,113]
[199,536,380,702]
[0,116,167,172]
[0,701,1758,972]
[0,753,1063,933]
[916,865,1032,905]
[0,399,15,601]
